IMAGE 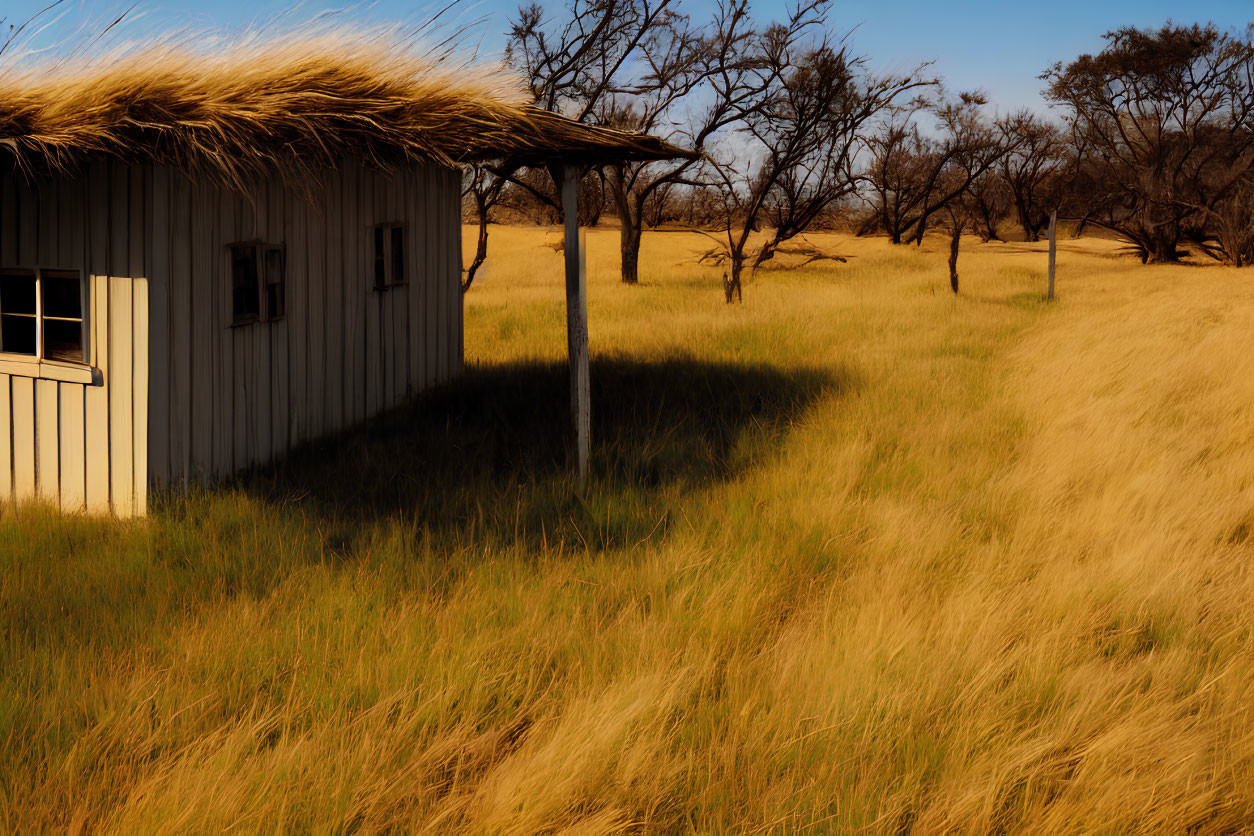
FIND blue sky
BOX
[5,0,1253,113]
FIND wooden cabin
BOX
[0,33,689,515]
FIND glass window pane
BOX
[374,227,386,289]
[41,270,82,320]
[264,247,285,320]
[1,313,36,355]
[231,244,260,322]
[0,270,36,317]
[43,318,83,363]
[390,226,405,285]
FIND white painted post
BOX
[559,164,590,487]
[1047,210,1057,301]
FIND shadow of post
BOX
[243,357,848,552]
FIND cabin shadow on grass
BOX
[240,358,845,552]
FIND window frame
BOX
[228,240,286,326]
[372,222,407,290]
[0,265,93,384]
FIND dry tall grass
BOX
[2,228,1252,832]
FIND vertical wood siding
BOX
[0,160,150,516]
[0,159,461,515]
[147,161,463,491]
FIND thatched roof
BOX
[0,28,694,187]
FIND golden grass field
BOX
[2,225,1253,832]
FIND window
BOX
[230,242,284,325]
[0,267,85,364]
[373,223,405,289]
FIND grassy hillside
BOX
[2,227,1252,832]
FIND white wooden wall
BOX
[0,161,150,516]
[0,158,463,514]
[146,161,464,488]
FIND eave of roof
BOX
[0,35,695,184]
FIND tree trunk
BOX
[724,256,743,303]
[462,193,490,293]
[1016,201,1038,242]
[619,214,642,284]
[610,165,642,285]
[948,224,961,294]
[1143,225,1182,263]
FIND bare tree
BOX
[995,110,1065,242]
[462,0,672,291]
[964,167,1010,242]
[701,2,927,302]
[1044,23,1254,263]
[863,92,1007,247]
[601,0,766,284]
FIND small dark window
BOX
[373,226,387,290]
[390,225,405,286]
[41,269,84,362]
[231,244,261,324]
[231,242,284,325]
[373,223,405,289]
[0,269,37,355]
[0,267,86,362]
[264,245,285,321]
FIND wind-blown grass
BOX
[1,228,1252,831]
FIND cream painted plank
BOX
[305,179,327,439]
[35,378,59,503]
[244,187,266,467]
[436,167,451,383]
[132,277,149,515]
[109,162,129,278]
[129,167,146,279]
[59,382,86,512]
[376,172,396,409]
[37,176,56,267]
[387,174,408,402]
[0,172,17,263]
[56,173,85,273]
[190,183,215,476]
[230,191,250,469]
[233,324,249,468]
[12,378,36,502]
[287,183,308,445]
[84,280,111,513]
[405,167,423,394]
[217,189,236,475]
[0,377,10,503]
[147,167,171,485]
[342,160,364,425]
[451,169,464,377]
[325,169,345,432]
[423,167,438,390]
[16,176,37,267]
[362,168,381,416]
[109,276,135,516]
[250,181,272,466]
[267,177,288,457]
[87,163,110,278]
[169,173,192,485]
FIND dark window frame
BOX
[228,241,285,326]
[372,222,407,290]
[0,266,87,365]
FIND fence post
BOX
[1047,210,1057,301]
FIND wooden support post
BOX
[558,164,590,487]
[1047,210,1057,301]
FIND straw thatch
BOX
[0,27,692,188]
